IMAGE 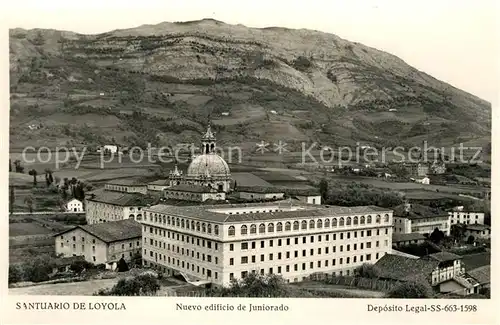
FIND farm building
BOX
[54,219,141,270]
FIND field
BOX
[9,278,121,296]
[291,282,386,298]
[9,222,53,236]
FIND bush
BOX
[9,265,23,284]
[96,274,160,296]
[207,273,292,297]
[388,279,433,298]
[70,260,94,273]
[354,263,381,279]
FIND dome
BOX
[187,153,231,177]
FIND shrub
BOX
[96,274,160,296]
[70,260,94,274]
[9,265,23,284]
[388,279,433,298]
[354,263,381,279]
[293,56,312,72]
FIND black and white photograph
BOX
[2,0,497,323]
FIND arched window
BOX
[154,215,157,223]
[346,217,352,226]
[186,220,190,229]
[367,215,372,224]
[384,214,390,222]
[176,218,180,227]
[376,215,381,224]
[360,216,365,224]
[285,222,291,231]
[129,214,135,219]
[339,218,345,226]
[207,224,212,234]
[309,220,315,229]
[214,225,219,235]
[250,224,257,234]
[241,225,248,235]
[317,219,323,228]
[191,221,195,229]
[353,216,358,225]
[325,219,330,228]
[293,221,299,230]
[332,218,337,227]
[196,222,200,231]
[136,214,142,221]
[167,216,171,225]
[277,222,283,232]
[259,223,266,234]
[268,223,275,232]
[181,219,185,228]
[202,223,206,233]
[301,220,307,230]
[228,226,235,236]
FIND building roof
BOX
[145,203,392,223]
[232,172,274,187]
[393,203,448,220]
[392,232,426,243]
[87,189,156,207]
[54,219,142,243]
[374,254,439,281]
[464,224,490,231]
[467,265,490,285]
[237,186,284,194]
[461,253,490,271]
[106,178,147,186]
[167,184,217,193]
[423,252,462,263]
[147,179,170,186]
[285,186,321,196]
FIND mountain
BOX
[9,19,491,157]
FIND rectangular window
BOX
[294,264,298,271]
[325,260,329,267]
[286,252,290,258]
[354,256,357,263]
[376,241,380,247]
[302,250,306,257]
[310,236,314,243]
[261,254,264,262]
[354,231,357,238]
[251,242,256,249]
[278,266,282,273]
[340,233,343,240]
[241,256,248,264]
[347,244,350,251]
[261,241,264,248]
[302,237,306,244]
[347,232,350,239]
[230,273,234,280]
[241,243,248,250]
[230,244,234,251]
[302,263,306,270]
[269,268,273,274]
[325,247,329,254]
[278,252,282,260]
[340,258,343,265]
[295,238,299,245]
[318,248,321,254]
[286,265,290,272]
[340,245,343,252]
[230,258,234,265]
[269,253,273,261]
[332,259,336,266]
[252,255,256,263]
[278,239,282,246]
[295,251,298,258]
[367,242,372,249]
[309,262,313,269]
[333,234,336,240]
[269,240,273,247]
[366,254,372,261]
[346,257,350,264]
[286,238,290,245]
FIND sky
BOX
[2,0,498,104]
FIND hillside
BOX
[9,19,491,156]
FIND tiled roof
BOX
[147,179,170,186]
[87,189,155,207]
[393,203,448,220]
[237,186,284,194]
[442,276,475,289]
[284,186,321,196]
[106,178,147,186]
[55,219,142,243]
[232,172,274,187]
[423,252,462,262]
[167,184,217,193]
[145,203,392,223]
[464,224,490,231]
[392,232,426,243]
[467,265,490,284]
[375,254,438,281]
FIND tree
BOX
[24,195,34,213]
[28,169,38,186]
[450,224,466,241]
[23,256,57,282]
[130,252,142,268]
[319,179,328,200]
[9,265,23,284]
[429,228,445,244]
[354,263,380,279]
[14,159,24,173]
[44,168,54,187]
[117,258,129,272]
[388,279,433,298]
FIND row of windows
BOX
[144,257,219,280]
[145,214,221,236]
[227,215,390,236]
[144,243,219,264]
[232,243,387,264]
[228,229,389,251]
[144,228,220,250]
[230,253,381,280]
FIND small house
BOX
[65,198,84,212]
